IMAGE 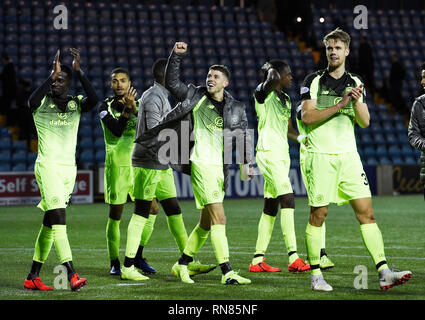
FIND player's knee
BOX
[263,198,279,217]
[45,208,66,226]
[278,193,295,209]
[211,214,226,225]
[134,199,152,219]
[160,197,181,216]
[149,199,159,215]
[356,206,375,224]
[309,206,327,226]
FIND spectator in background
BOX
[0,53,18,126]
[15,79,36,142]
[358,36,375,95]
[407,62,425,199]
[256,0,278,31]
[389,53,408,116]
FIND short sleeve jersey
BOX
[33,95,82,165]
[101,97,138,167]
[300,70,364,154]
[254,87,291,159]
[189,95,224,165]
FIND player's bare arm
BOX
[301,92,349,126]
[287,117,299,142]
[352,84,370,128]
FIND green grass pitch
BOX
[0,195,424,301]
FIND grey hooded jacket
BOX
[132,82,172,169]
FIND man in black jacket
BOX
[407,62,425,198]
[136,42,253,285]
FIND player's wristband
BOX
[297,135,307,144]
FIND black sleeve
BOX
[77,70,99,112]
[165,50,190,102]
[254,83,268,104]
[98,101,129,137]
[254,68,280,104]
[28,76,53,112]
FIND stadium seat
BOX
[26,152,37,165]
[363,146,376,158]
[95,150,106,164]
[79,137,94,149]
[0,150,11,163]
[365,156,377,165]
[375,145,388,157]
[12,150,27,163]
[79,150,95,163]
[0,136,12,151]
[0,163,12,172]
[12,163,27,172]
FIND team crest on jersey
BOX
[334,97,342,105]
[214,117,223,128]
[68,100,77,111]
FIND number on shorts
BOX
[361,172,369,186]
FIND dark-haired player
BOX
[152,42,253,285]
[24,48,98,291]
[99,67,159,277]
[121,58,216,280]
[249,59,310,273]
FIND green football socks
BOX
[183,223,210,257]
[125,214,147,259]
[106,218,121,261]
[211,224,230,265]
[252,212,275,265]
[167,213,188,254]
[52,224,72,264]
[33,224,53,263]
[360,222,388,272]
[321,221,326,249]
[305,223,322,275]
[140,214,157,247]
[281,208,299,264]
